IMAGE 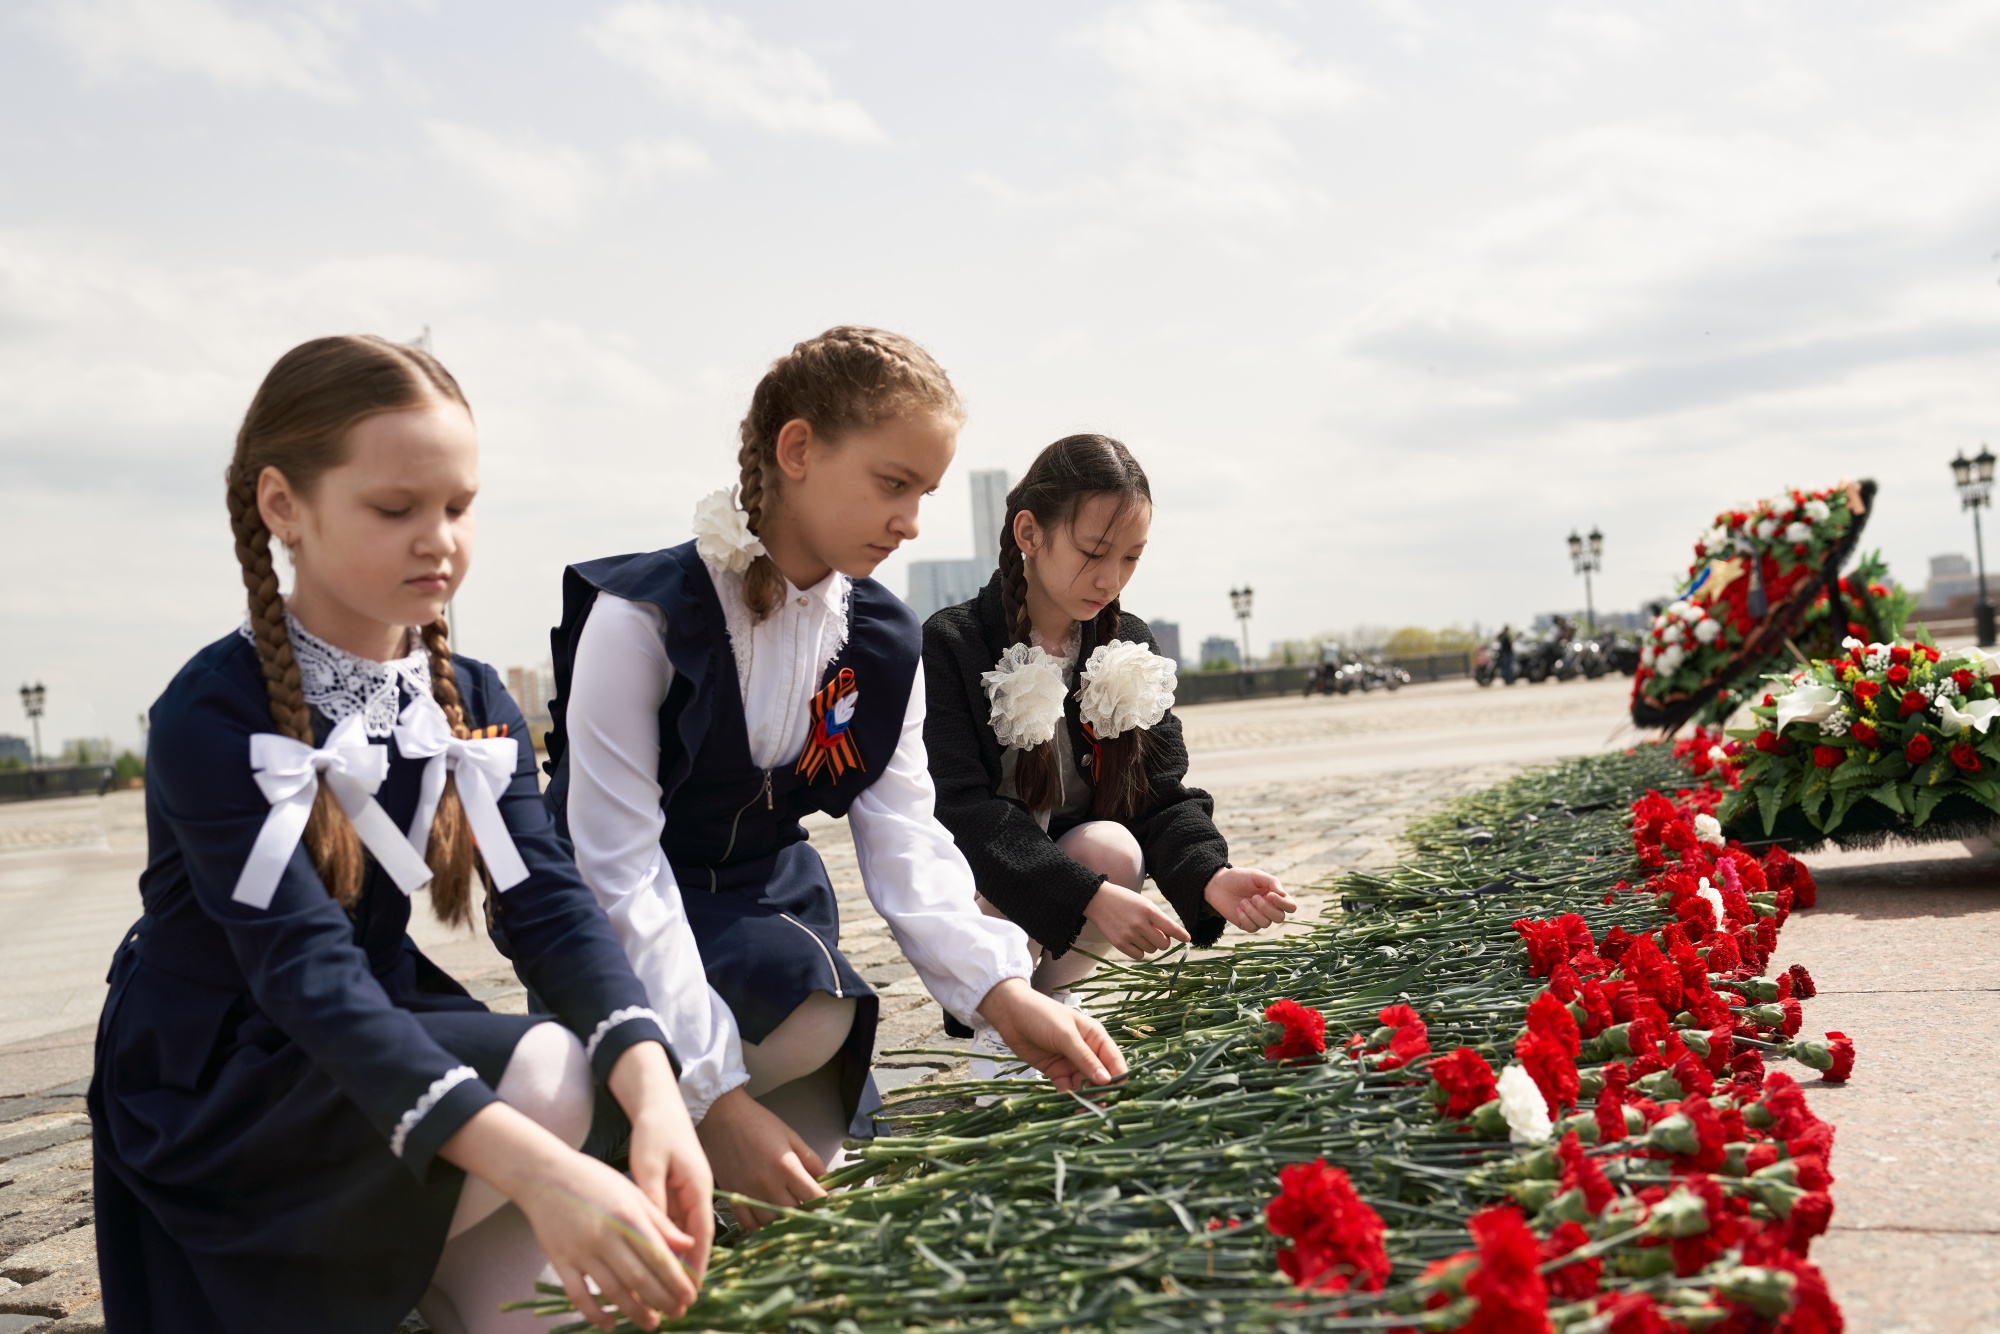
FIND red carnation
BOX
[1526,990,1581,1057]
[1430,1047,1500,1119]
[1556,1131,1614,1213]
[1263,999,1326,1062]
[1788,1191,1836,1251]
[1824,1031,1855,1082]
[1906,734,1934,764]
[1515,1029,1579,1116]
[1780,997,1804,1036]
[1267,1159,1392,1294]
[1850,720,1879,747]
[1538,1220,1601,1302]
[1593,1091,1626,1143]
[1786,963,1818,998]
[1900,691,1930,720]
[1594,1291,1675,1334]
[1812,744,1844,768]
[1461,1206,1548,1334]
[1952,743,1983,772]
[1371,1003,1432,1070]
[1851,678,1881,701]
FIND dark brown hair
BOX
[225,334,482,925]
[999,434,1154,820]
[736,326,962,621]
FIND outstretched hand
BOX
[976,978,1128,1092]
[696,1087,827,1231]
[1203,866,1297,934]
[1082,881,1192,959]
[610,1043,715,1280]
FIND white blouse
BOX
[564,563,1034,1122]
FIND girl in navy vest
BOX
[542,327,1126,1230]
[91,336,711,1334]
[921,435,1298,1073]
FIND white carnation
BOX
[1495,1064,1552,1143]
[1804,498,1831,523]
[981,644,1070,749]
[1694,618,1721,644]
[1784,521,1813,544]
[1697,876,1728,929]
[1077,640,1177,739]
[1756,518,1778,540]
[691,488,767,575]
[1693,813,1725,848]
[1658,645,1686,674]
[1640,643,1657,667]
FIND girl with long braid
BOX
[539,326,1126,1231]
[91,336,711,1334]
[922,435,1298,1074]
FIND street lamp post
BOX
[1951,447,1997,648]
[1229,586,1255,671]
[18,682,45,768]
[1567,527,1604,637]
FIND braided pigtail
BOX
[999,509,1063,813]
[225,456,365,905]
[1088,595,1151,821]
[733,326,963,623]
[418,619,480,927]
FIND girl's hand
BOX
[976,977,1128,1091]
[1081,881,1191,959]
[1203,867,1298,933]
[442,1102,700,1331]
[696,1087,827,1231]
[609,1043,715,1279]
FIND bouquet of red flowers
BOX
[1721,638,2000,843]
[1632,480,1886,732]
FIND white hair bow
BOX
[393,695,530,891]
[232,714,435,910]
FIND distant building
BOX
[1151,619,1182,666]
[0,735,29,766]
[1921,553,1980,610]
[505,663,556,725]
[1198,635,1241,669]
[907,468,1012,621]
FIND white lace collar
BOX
[1031,624,1083,682]
[239,612,431,738]
[701,556,851,703]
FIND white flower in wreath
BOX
[692,488,767,575]
[1755,518,1778,540]
[1819,709,1850,739]
[1694,618,1722,645]
[1077,640,1177,739]
[1495,1063,1552,1143]
[981,644,1070,749]
[1938,694,2000,737]
[1693,813,1725,848]
[1804,498,1831,524]
[1773,680,1840,733]
[1840,636,1864,651]
[1783,521,1813,544]
[1658,645,1686,674]
[1639,643,1657,667]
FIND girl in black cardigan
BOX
[923,435,1296,1046]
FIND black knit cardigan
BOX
[922,571,1231,958]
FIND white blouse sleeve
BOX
[566,591,751,1122]
[847,662,1035,1027]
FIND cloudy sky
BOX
[4,0,1997,752]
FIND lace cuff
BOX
[585,1006,665,1064]
[388,1065,479,1159]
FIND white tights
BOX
[417,1022,593,1334]
[741,990,858,1167]
[979,819,1146,994]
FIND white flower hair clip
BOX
[692,487,767,575]
[981,644,1069,750]
[1078,639,1177,739]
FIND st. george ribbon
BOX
[232,713,437,909]
[392,695,530,891]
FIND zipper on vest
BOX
[709,768,775,890]
[777,912,844,998]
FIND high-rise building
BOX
[1199,636,1241,670]
[505,663,556,725]
[907,468,1013,621]
[1150,619,1182,666]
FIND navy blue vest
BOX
[544,542,919,894]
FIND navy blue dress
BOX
[89,631,672,1334]
[533,542,918,1131]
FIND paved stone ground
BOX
[1,672,1992,1330]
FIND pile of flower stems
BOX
[522,745,1778,1332]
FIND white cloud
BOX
[1055,1,1359,221]
[619,135,714,186]
[586,2,885,143]
[32,0,351,100]
[425,121,602,235]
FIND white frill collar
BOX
[239,612,431,738]
[700,555,851,702]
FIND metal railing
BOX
[1176,652,1472,706]
[0,764,117,803]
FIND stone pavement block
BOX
[1,1226,94,1284]
[0,1261,98,1318]
[1813,1229,2000,1334]
[0,1203,91,1259]
[0,1098,84,1132]
[0,1119,89,1168]
[43,1304,104,1333]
